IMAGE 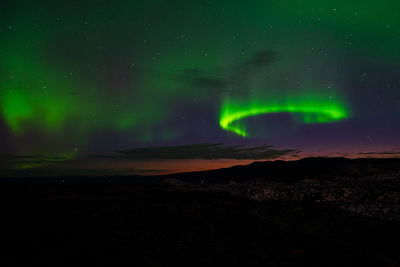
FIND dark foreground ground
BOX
[1,158,400,266]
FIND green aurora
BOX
[220,92,349,137]
[0,0,399,165]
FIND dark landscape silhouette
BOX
[1,157,400,266]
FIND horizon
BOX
[2,145,400,177]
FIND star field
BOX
[1,0,400,175]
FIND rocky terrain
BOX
[2,158,400,266]
[165,172,400,222]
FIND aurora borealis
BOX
[1,0,400,175]
[220,92,349,137]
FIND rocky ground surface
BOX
[1,173,400,266]
[165,172,400,221]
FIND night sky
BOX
[1,1,400,176]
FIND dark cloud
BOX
[1,167,165,178]
[0,154,73,170]
[178,68,229,89]
[243,50,278,67]
[227,49,279,92]
[0,155,170,177]
[359,151,400,156]
[190,77,229,89]
[234,49,279,77]
[93,143,300,160]
[176,50,278,92]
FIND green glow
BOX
[220,92,349,137]
[0,0,397,155]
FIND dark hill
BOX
[166,157,400,183]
